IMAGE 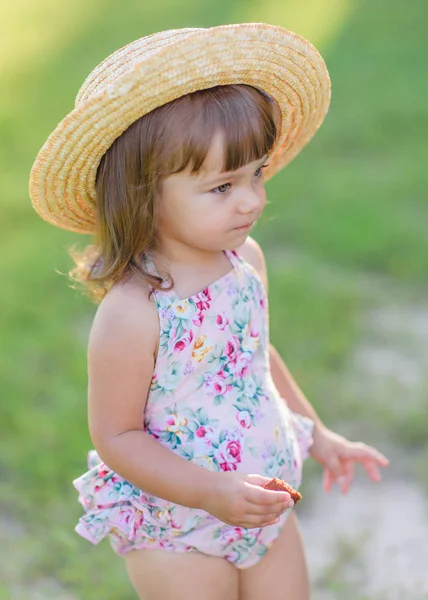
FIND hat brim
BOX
[29,23,331,233]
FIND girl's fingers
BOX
[245,474,276,487]
[325,460,353,494]
[323,468,336,492]
[243,499,294,526]
[245,501,290,516]
[362,458,383,482]
[345,443,389,466]
[244,482,291,506]
[242,513,282,528]
[338,461,354,494]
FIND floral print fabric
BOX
[73,249,314,568]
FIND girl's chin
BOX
[231,227,252,239]
[187,228,252,252]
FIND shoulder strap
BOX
[142,252,177,307]
[224,248,244,269]
[225,247,267,292]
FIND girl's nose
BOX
[237,189,263,214]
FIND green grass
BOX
[1,0,427,597]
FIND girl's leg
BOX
[239,511,310,600]
[125,547,240,600]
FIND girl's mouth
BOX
[234,222,253,231]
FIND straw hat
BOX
[29,23,331,234]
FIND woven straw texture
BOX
[29,23,331,233]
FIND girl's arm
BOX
[268,343,322,426]
[87,281,212,509]
[238,236,389,492]
[268,343,389,493]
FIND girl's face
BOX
[156,130,268,256]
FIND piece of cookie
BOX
[263,477,302,504]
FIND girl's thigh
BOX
[125,547,239,600]
[239,511,310,600]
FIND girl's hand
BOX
[201,472,294,528]
[310,423,390,494]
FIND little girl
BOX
[29,23,389,600]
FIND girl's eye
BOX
[255,164,269,178]
[210,164,269,194]
[211,182,231,195]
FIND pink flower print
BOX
[196,426,207,438]
[194,426,215,451]
[192,313,204,327]
[236,410,252,429]
[195,288,211,312]
[94,466,114,492]
[215,439,242,471]
[173,329,194,353]
[165,413,188,437]
[233,351,252,378]
[97,466,110,480]
[225,549,240,563]
[225,335,241,364]
[219,525,244,544]
[116,508,143,540]
[216,312,230,330]
[213,378,228,395]
[134,510,145,530]
[170,511,184,531]
[206,371,228,397]
[150,373,158,390]
[195,425,214,443]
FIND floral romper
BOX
[73,249,314,568]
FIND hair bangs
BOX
[217,85,278,173]
[157,84,278,177]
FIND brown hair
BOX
[68,84,278,303]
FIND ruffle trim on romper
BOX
[73,450,175,556]
[289,410,315,462]
[73,413,313,556]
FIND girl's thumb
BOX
[244,474,274,487]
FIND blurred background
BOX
[1,0,427,598]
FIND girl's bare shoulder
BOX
[89,273,159,354]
